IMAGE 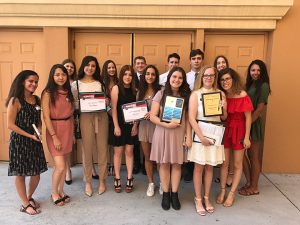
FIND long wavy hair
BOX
[246,59,271,96]
[77,56,105,91]
[137,65,160,101]
[213,55,229,71]
[117,65,136,96]
[62,58,77,81]
[193,65,218,91]
[218,68,243,95]
[101,59,118,97]
[161,67,191,111]
[5,70,39,107]
[42,64,74,106]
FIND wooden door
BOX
[204,33,267,82]
[0,30,44,161]
[134,33,192,74]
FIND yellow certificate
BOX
[202,92,223,117]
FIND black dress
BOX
[8,97,48,176]
[109,86,138,146]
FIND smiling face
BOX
[216,57,227,71]
[250,64,261,81]
[145,67,156,85]
[84,60,96,77]
[123,70,133,86]
[134,59,146,74]
[202,68,216,89]
[53,67,67,87]
[169,70,183,90]
[64,62,75,77]
[168,57,180,70]
[220,73,233,91]
[24,75,39,94]
[107,62,116,77]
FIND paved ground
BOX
[0,162,299,225]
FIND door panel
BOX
[0,30,44,161]
[134,33,192,74]
[204,34,266,82]
[74,32,132,73]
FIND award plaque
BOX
[202,92,223,117]
[122,100,149,123]
[161,96,184,124]
[79,92,106,113]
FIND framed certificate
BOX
[161,96,184,124]
[122,100,149,123]
[202,92,223,117]
[79,92,106,113]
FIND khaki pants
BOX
[80,112,108,183]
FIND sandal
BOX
[20,203,40,215]
[125,177,134,193]
[61,195,71,203]
[216,187,226,204]
[28,197,40,209]
[203,196,214,213]
[114,178,121,193]
[194,197,206,216]
[223,190,235,207]
[50,195,65,206]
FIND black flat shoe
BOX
[171,192,181,210]
[161,192,171,210]
[65,179,72,185]
[92,174,99,180]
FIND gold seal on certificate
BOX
[122,100,149,123]
[161,96,184,124]
[202,92,223,117]
[79,92,106,113]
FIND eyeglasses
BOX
[203,74,215,79]
[220,77,232,83]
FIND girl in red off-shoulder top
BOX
[217,68,253,207]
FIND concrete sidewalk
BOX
[0,162,299,225]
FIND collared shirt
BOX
[159,71,169,86]
[186,70,198,90]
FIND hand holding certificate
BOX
[193,121,225,146]
[122,100,148,123]
[79,92,106,113]
[202,92,223,117]
[161,96,184,124]
[32,124,42,142]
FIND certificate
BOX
[122,100,149,123]
[202,92,223,117]
[79,92,106,113]
[161,96,184,124]
[192,120,225,146]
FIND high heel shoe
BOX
[203,196,214,213]
[223,190,235,207]
[114,178,121,193]
[65,169,72,185]
[194,197,206,216]
[216,187,226,204]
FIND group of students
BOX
[6,49,271,216]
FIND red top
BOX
[224,95,253,147]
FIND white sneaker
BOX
[159,182,163,195]
[146,183,155,197]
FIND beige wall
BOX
[263,0,300,173]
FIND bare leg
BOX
[224,149,245,207]
[247,141,261,193]
[193,163,204,199]
[217,148,230,204]
[125,144,134,179]
[58,155,68,197]
[65,154,72,182]
[226,151,235,186]
[170,164,181,192]
[114,146,124,179]
[28,175,40,199]
[159,163,171,192]
[141,141,153,183]
[241,150,251,189]
[51,156,66,206]
[204,165,214,212]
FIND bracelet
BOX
[51,133,56,136]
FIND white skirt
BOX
[187,137,225,166]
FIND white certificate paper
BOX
[193,121,225,146]
[122,100,148,123]
[79,92,106,113]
